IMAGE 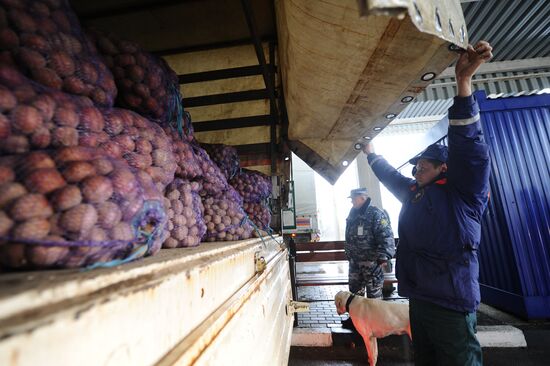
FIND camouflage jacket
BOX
[345,199,395,262]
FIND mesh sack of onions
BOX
[193,145,229,197]
[0,146,167,270]
[0,0,117,107]
[202,143,240,180]
[163,126,201,181]
[201,186,253,242]
[86,28,182,125]
[229,168,272,203]
[162,179,205,248]
[0,64,176,190]
[243,201,271,231]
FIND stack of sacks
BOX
[0,0,117,106]
[230,169,272,231]
[0,65,168,269]
[0,64,176,191]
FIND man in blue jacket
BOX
[363,41,493,366]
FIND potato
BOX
[79,106,104,132]
[49,51,75,77]
[92,158,114,175]
[62,161,96,183]
[12,218,50,239]
[31,67,63,89]
[97,201,122,229]
[0,87,17,112]
[10,193,52,221]
[110,222,134,241]
[60,203,98,233]
[21,151,55,173]
[81,176,113,203]
[52,185,82,211]
[110,169,138,198]
[19,47,46,70]
[52,126,79,147]
[54,107,79,127]
[28,244,69,267]
[63,76,86,95]
[100,141,123,158]
[25,168,66,194]
[9,9,37,33]
[0,28,19,50]
[12,105,43,134]
[56,146,95,163]
[30,127,51,148]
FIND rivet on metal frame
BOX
[421,72,436,81]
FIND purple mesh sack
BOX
[201,186,253,242]
[230,168,272,203]
[0,64,176,191]
[86,28,182,125]
[243,201,271,231]
[202,143,240,180]
[163,126,202,181]
[0,146,167,270]
[162,179,205,248]
[0,0,117,107]
[193,145,229,197]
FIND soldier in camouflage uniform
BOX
[345,188,395,299]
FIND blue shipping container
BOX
[477,90,550,319]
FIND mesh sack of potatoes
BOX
[201,186,253,242]
[243,201,271,231]
[163,126,202,181]
[0,0,117,107]
[192,145,230,197]
[0,146,167,270]
[202,143,240,181]
[101,108,177,191]
[162,179,205,248]
[0,64,176,191]
[229,168,272,203]
[86,28,182,125]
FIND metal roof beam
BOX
[438,57,550,78]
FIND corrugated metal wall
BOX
[477,90,550,318]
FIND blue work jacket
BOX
[368,95,490,312]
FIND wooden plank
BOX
[295,241,345,251]
[183,89,268,107]
[296,252,347,262]
[192,115,271,132]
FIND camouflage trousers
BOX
[348,259,384,298]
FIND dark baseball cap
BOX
[348,188,368,198]
[409,144,448,166]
